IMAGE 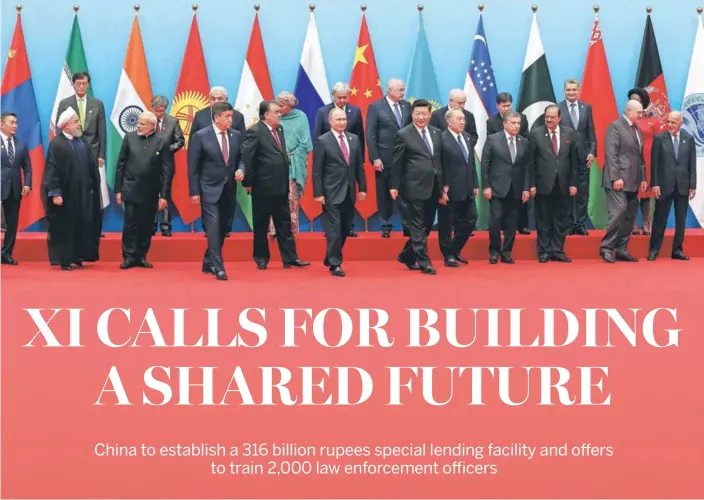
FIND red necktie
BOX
[271,128,283,151]
[339,134,350,164]
[221,131,229,163]
[551,131,558,154]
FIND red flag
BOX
[347,12,382,220]
[169,13,210,225]
[1,12,46,230]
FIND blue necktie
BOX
[393,103,402,127]
[421,129,432,154]
[457,134,469,163]
[6,138,14,164]
[673,134,679,160]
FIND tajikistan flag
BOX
[107,15,152,192]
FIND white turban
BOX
[58,106,78,128]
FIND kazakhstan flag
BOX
[406,10,442,112]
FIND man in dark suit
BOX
[390,99,446,275]
[366,78,412,237]
[114,111,172,270]
[648,111,697,261]
[312,108,367,277]
[558,78,597,235]
[190,87,246,238]
[55,71,107,234]
[529,105,579,263]
[151,95,185,237]
[486,92,530,235]
[438,108,478,267]
[481,112,531,264]
[430,89,479,144]
[188,102,245,281]
[600,100,648,263]
[242,100,310,270]
[1,112,32,265]
[312,82,365,238]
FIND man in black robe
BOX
[42,107,102,270]
[115,111,172,269]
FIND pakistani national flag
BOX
[683,11,704,227]
[108,15,152,192]
[405,9,442,112]
[517,9,556,129]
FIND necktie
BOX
[631,124,640,147]
[78,99,85,128]
[673,134,679,160]
[551,131,558,155]
[393,103,402,127]
[271,128,283,151]
[221,131,229,163]
[570,103,578,129]
[7,138,14,164]
[157,121,162,134]
[457,134,469,163]
[509,137,516,163]
[421,128,432,154]
[339,134,350,164]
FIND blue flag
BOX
[406,11,441,111]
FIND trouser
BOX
[375,169,395,230]
[600,189,638,252]
[122,199,159,263]
[649,188,689,255]
[252,192,298,265]
[1,192,20,259]
[572,164,590,230]
[437,197,477,259]
[535,181,573,256]
[323,193,355,267]
[398,186,439,268]
[201,189,235,272]
[154,204,172,233]
[489,190,520,256]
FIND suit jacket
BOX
[391,124,444,201]
[241,121,290,197]
[313,103,365,156]
[366,97,412,168]
[1,135,31,201]
[190,106,246,139]
[486,112,529,138]
[158,114,185,155]
[651,129,697,196]
[481,131,530,199]
[440,129,478,201]
[188,125,244,204]
[56,94,106,162]
[602,116,646,192]
[558,99,597,164]
[430,106,479,144]
[312,131,367,205]
[115,131,173,204]
[529,126,579,195]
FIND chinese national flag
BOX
[169,13,210,225]
[348,12,382,220]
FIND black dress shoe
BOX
[600,251,616,263]
[348,231,358,238]
[647,252,657,261]
[489,254,499,264]
[420,266,436,275]
[120,260,137,269]
[500,255,515,264]
[330,266,345,277]
[615,251,638,262]
[455,254,468,264]
[257,262,267,270]
[397,256,419,270]
[283,259,310,268]
[518,228,531,235]
[161,230,172,237]
[539,254,550,263]
[61,265,73,271]
[139,260,154,268]
[202,264,215,274]
[444,258,460,267]
[551,254,571,262]
[381,229,391,238]
[215,270,228,281]
[672,252,689,260]
[1,257,18,265]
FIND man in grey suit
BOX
[151,95,185,236]
[55,71,106,234]
[600,100,648,263]
[558,78,597,235]
[648,111,697,261]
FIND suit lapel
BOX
[209,126,228,165]
[383,99,402,129]
[499,132,514,163]
[83,96,93,131]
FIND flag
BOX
[580,13,618,229]
[169,12,210,225]
[517,9,556,129]
[1,10,45,230]
[405,10,442,111]
[348,11,383,220]
[234,10,274,230]
[107,15,152,192]
[683,12,704,227]
[294,9,331,223]
[463,13,497,230]
[48,13,109,209]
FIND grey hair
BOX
[386,78,404,91]
[444,107,464,121]
[151,95,169,108]
[277,91,298,108]
[209,86,228,99]
[331,82,351,95]
[140,111,158,126]
[502,111,521,122]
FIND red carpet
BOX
[7,228,704,262]
[1,260,702,498]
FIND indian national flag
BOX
[108,15,152,191]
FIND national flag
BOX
[107,14,152,192]
[169,11,210,225]
[405,9,442,112]
[294,8,331,223]
[347,10,383,220]
[580,12,618,229]
[48,12,110,209]
[1,10,45,230]
[234,9,274,230]
[683,11,704,227]
[516,8,556,129]
[463,12,497,230]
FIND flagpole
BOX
[361,3,367,233]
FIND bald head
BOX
[666,110,683,134]
[624,99,644,122]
